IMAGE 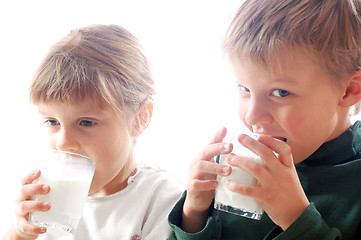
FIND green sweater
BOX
[168,121,361,240]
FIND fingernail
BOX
[42,185,49,193]
[238,134,247,143]
[227,154,234,163]
[39,227,47,233]
[42,202,51,210]
[224,143,230,151]
[223,166,230,174]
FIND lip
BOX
[254,133,287,142]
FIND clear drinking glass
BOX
[29,150,95,237]
[214,147,264,220]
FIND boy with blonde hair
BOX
[168,0,361,239]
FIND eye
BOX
[272,89,290,97]
[80,120,95,127]
[44,119,59,126]
[237,84,250,93]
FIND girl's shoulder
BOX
[134,163,184,190]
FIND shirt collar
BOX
[297,121,361,167]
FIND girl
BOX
[3,24,183,240]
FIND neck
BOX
[91,160,138,197]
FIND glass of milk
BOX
[214,145,264,220]
[29,150,95,237]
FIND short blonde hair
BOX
[224,0,361,80]
[30,24,155,119]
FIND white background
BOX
[0,0,243,235]
[2,0,360,236]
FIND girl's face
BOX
[230,50,352,164]
[37,99,136,196]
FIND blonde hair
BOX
[30,24,155,121]
[224,0,361,79]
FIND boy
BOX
[168,0,361,239]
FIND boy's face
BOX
[230,50,351,164]
[37,98,135,196]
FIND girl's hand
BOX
[182,127,233,233]
[10,170,50,240]
[226,134,310,230]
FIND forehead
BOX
[229,48,327,79]
[228,50,341,93]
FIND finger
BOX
[237,134,267,154]
[209,127,227,144]
[191,160,231,178]
[17,218,47,235]
[18,184,50,202]
[257,134,294,167]
[227,153,268,181]
[188,179,218,192]
[237,134,279,167]
[226,180,262,199]
[21,170,41,185]
[197,142,233,162]
[16,201,51,218]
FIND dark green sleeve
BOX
[168,191,222,240]
[265,203,341,240]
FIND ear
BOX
[133,100,154,137]
[339,69,361,108]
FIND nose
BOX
[243,96,273,126]
[55,128,80,152]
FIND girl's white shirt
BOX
[38,164,184,240]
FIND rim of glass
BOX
[50,150,95,165]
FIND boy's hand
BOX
[226,134,310,230]
[9,170,50,240]
[182,127,232,233]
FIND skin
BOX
[5,98,153,239]
[182,49,361,233]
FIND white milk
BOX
[215,151,264,220]
[29,151,95,236]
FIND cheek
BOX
[281,103,325,131]
[279,109,309,134]
[99,129,133,161]
[47,132,58,149]
[280,109,323,151]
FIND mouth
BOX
[254,133,287,142]
[272,136,287,142]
